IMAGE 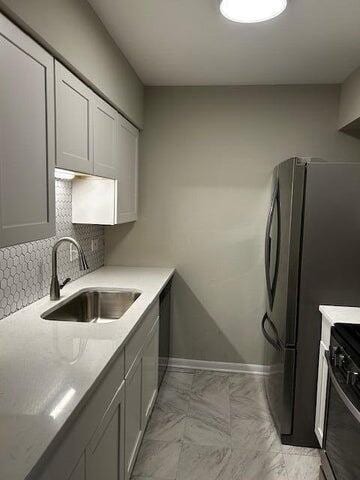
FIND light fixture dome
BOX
[220,0,288,23]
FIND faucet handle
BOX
[60,278,71,290]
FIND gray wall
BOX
[105,85,360,365]
[0,0,144,127]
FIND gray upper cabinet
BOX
[116,116,139,223]
[72,112,139,226]
[55,62,118,179]
[0,13,55,247]
[94,96,118,179]
[55,61,94,174]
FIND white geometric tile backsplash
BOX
[0,179,105,320]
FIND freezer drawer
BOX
[262,314,296,436]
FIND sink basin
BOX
[42,289,141,323]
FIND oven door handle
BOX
[325,351,360,423]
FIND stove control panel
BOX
[331,346,347,367]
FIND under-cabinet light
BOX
[55,168,76,180]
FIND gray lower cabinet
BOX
[35,304,159,480]
[125,356,143,480]
[125,317,160,480]
[36,351,125,480]
[66,381,125,480]
[86,381,125,480]
[87,410,120,480]
[0,12,55,247]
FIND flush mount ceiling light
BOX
[219,0,288,23]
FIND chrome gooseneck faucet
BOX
[50,237,89,300]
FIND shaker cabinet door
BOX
[93,97,118,179]
[125,358,143,480]
[86,409,120,480]
[116,116,139,223]
[0,13,55,247]
[142,320,159,427]
[55,61,94,174]
[86,382,125,480]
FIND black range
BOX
[321,323,360,480]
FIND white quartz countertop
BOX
[0,266,175,480]
[320,305,360,327]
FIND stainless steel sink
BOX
[42,289,141,323]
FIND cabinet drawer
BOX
[94,350,124,409]
[125,301,159,375]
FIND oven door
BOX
[324,351,360,480]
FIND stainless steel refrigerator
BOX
[262,157,360,447]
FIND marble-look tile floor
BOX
[132,370,321,480]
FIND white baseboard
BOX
[167,357,271,375]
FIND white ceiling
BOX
[88,0,360,86]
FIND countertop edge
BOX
[319,304,360,327]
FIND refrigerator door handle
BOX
[261,313,282,351]
[265,179,280,308]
